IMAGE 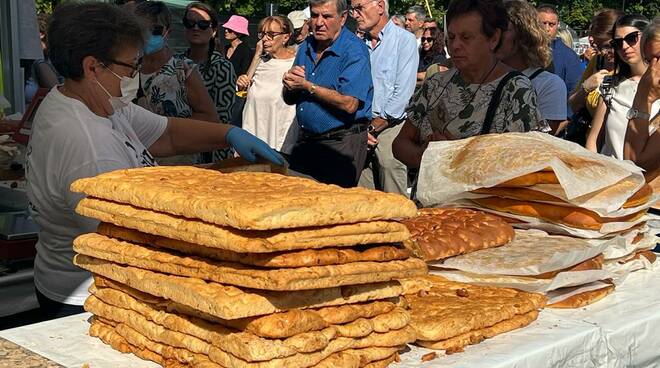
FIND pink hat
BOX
[223,15,249,36]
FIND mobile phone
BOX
[596,55,605,71]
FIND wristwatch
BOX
[309,83,317,95]
[626,108,650,121]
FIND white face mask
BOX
[96,65,139,112]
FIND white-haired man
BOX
[351,0,418,196]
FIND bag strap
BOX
[480,71,523,135]
[528,68,544,81]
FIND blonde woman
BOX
[239,16,298,155]
[496,0,567,134]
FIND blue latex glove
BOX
[225,127,285,166]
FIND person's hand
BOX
[283,66,309,91]
[582,47,597,61]
[367,132,379,147]
[638,58,660,105]
[582,69,609,93]
[236,75,252,91]
[225,127,285,165]
[255,38,264,55]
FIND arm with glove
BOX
[149,118,285,166]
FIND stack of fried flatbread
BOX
[400,208,515,261]
[404,275,546,353]
[430,230,617,309]
[70,166,429,368]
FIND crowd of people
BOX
[20,0,660,317]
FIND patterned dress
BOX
[137,54,197,165]
[406,68,541,143]
[181,50,237,161]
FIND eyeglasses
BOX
[258,31,286,40]
[104,58,142,78]
[610,31,639,50]
[594,42,613,53]
[183,18,212,30]
[349,0,377,16]
[421,37,434,43]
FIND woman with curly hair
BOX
[417,26,448,86]
[496,0,568,135]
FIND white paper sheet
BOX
[435,229,610,276]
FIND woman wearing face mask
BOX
[239,16,299,156]
[134,1,218,165]
[586,14,658,160]
[26,2,283,321]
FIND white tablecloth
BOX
[1,267,659,368]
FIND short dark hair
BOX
[589,9,623,41]
[48,2,145,81]
[446,0,507,49]
[536,4,558,16]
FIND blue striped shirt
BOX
[292,27,373,134]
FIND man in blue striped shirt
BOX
[352,0,418,196]
[283,0,374,187]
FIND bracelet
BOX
[581,83,593,94]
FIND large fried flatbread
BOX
[92,276,410,339]
[74,233,427,291]
[88,286,410,362]
[206,326,415,368]
[70,167,418,230]
[417,310,539,351]
[80,199,410,253]
[547,284,615,309]
[97,223,410,268]
[496,171,559,187]
[473,182,653,209]
[75,255,426,320]
[472,197,647,230]
[438,230,607,277]
[405,275,546,341]
[401,208,514,261]
[531,255,604,279]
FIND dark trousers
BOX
[36,288,85,321]
[289,127,368,188]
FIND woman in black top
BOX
[417,27,448,86]
[223,15,254,76]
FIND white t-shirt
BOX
[524,68,568,121]
[601,78,660,160]
[26,87,167,305]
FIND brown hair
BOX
[589,9,622,41]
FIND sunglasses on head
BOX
[610,31,639,50]
[183,18,212,30]
[421,37,434,43]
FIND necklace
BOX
[429,59,500,138]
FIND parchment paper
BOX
[418,132,643,208]
[434,229,609,276]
